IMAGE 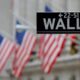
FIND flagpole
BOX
[13,13,36,31]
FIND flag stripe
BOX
[42,35,58,70]
[38,35,45,58]
[0,43,15,71]
[0,39,15,72]
[43,35,52,57]
[44,34,66,73]
[48,34,66,73]
[0,40,10,59]
[13,31,36,77]
[42,35,56,67]
[15,37,36,77]
[13,36,36,77]
[0,40,10,71]
[39,34,67,73]
[38,34,51,58]
[12,32,30,74]
[16,33,32,66]
[16,36,36,74]
[44,35,55,57]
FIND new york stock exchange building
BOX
[0,0,80,80]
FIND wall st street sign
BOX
[37,12,80,34]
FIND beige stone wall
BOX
[0,0,14,76]
[0,0,80,78]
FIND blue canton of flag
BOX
[16,20,21,25]
[16,30,26,45]
[45,5,52,12]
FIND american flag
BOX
[38,4,52,58]
[0,35,15,72]
[39,34,67,73]
[13,29,36,77]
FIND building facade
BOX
[0,0,80,80]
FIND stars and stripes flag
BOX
[38,34,67,73]
[12,23,36,77]
[38,3,53,59]
[0,35,15,72]
[38,3,67,73]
